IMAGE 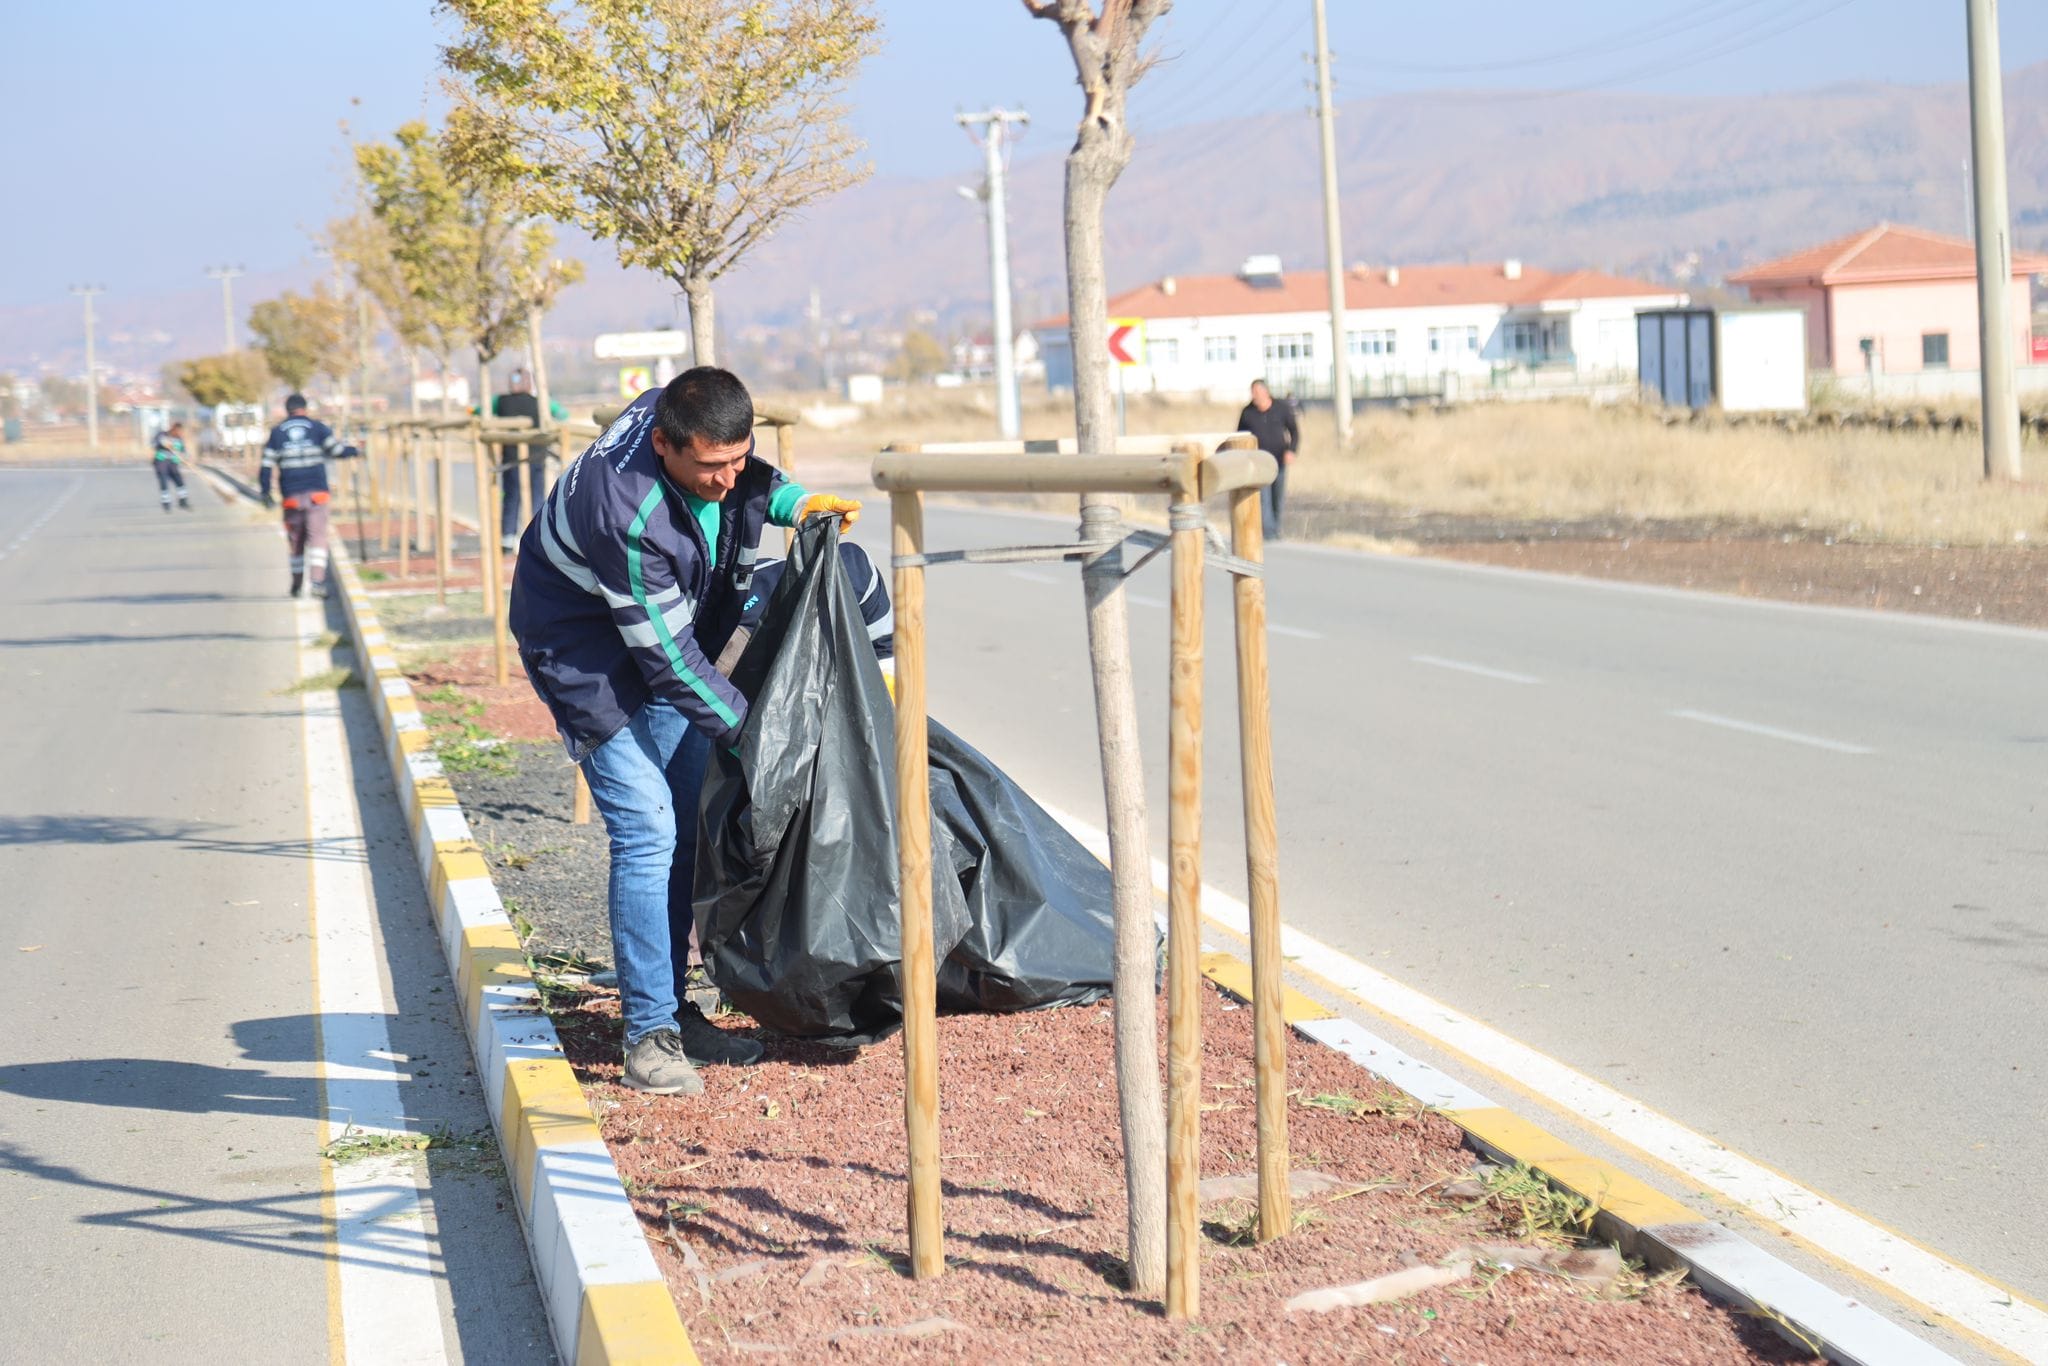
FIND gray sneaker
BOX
[621,1029,704,1095]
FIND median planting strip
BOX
[313,508,1959,1363]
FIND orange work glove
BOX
[797,493,862,533]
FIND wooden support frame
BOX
[876,438,1283,1318]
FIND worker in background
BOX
[494,368,568,551]
[152,421,192,512]
[1235,378,1300,540]
[259,394,359,598]
[509,367,862,1096]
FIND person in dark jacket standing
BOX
[493,369,566,550]
[510,367,862,1095]
[1235,379,1299,539]
[259,395,359,596]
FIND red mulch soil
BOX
[550,986,1806,1364]
[409,645,557,744]
[1430,538,2048,630]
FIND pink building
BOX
[1729,223,2046,377]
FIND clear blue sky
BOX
[2,0,2043,310]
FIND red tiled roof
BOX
[1728,223,2048,287]
[1031,262,1682,329]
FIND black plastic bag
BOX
[694,518,1119,1046]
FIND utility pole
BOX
[205,264,245,351]
[1312,0,1352,444]
[1966,0,2021,480]
[69,285,104,451]
[958,108,1029,439]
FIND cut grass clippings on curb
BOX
[277,666,361,694]
[1470,1160,1598,1244]
[322,1126,495,1165]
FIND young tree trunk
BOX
[1064,90,1165,1302]
[683,275,717,368]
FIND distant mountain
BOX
[9,63,2046,379]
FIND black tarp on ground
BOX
[694,518,1119,1046]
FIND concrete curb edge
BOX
[327,547,698,1366]
[1191,948,1964,1366]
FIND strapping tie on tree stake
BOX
[891,523,1261,581]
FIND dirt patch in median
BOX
[1425,535,2048,629]
[546,982,1805,1364]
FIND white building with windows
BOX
[1033,255,1688,401]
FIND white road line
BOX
[1670,708,1874,755]
[1127,590,1167,609]
[1268,623,1324,640]
[1411,653,1542,685]
[1032,798,2048,1361]
[1007,568,1060,585]
[298,600,451,1365]
[0,478,82,563]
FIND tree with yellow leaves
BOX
[440,0,878,367]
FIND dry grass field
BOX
[1296,402,2048,547]
[787,386,2048,548]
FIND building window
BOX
[1203,335,1236,363]
[1262,332,1314,363]
[1430,325,1480,356]
[1922,332,1949,369]
[1152,337,1180,366]
[1347,329,1397,358]
[1505,321,1540,354]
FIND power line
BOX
[1135,8,1313,128]
[1490,0,1865,101]
[1149,0,1254,77]
[1356,0,1774,76]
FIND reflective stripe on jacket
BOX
[508,389,803,758]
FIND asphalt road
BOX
[0,467,548,1362]
[860,503,2048,1308]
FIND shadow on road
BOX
[0,813,369,865]
[0,631,282,649]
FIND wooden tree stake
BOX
[435,438,453,606]
[1229,486,1290,1241]
[475,436,509,686]
[1165,490,1206,1320]
[891,489,944,1281]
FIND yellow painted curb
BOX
[432,843,492,906]
[1199,950,1335,1023]
[463,930,534,1028]
[1444,1106,1704,1230]
[503,1057,604,1209]
[577,1282,701,1366]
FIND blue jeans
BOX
[579,703,711,1044]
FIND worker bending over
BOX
[510,367,861,1096]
